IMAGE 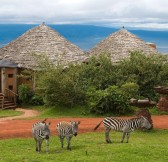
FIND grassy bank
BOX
[33,105,168,118]
[0,109,23,118]
[33,105,103,118]
[1,105,168,119]
[0,130,167,162]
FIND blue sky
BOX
[0,0,168,30]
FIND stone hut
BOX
[0,23,86,108]
[89,28,158,62]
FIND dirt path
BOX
[0,109,167,139]
[0,108,40,121]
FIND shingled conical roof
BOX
[89,28,158,62]
[0,23,86,69]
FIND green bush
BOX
[116,51,168,100]
[37,64,86,107]
[121,82,139,99]
[18,84,34,104]
[77,54,116,90]
[30,95,44,105]
[18,84,44,105]
[88,86,131,115]
[35,52,168,111]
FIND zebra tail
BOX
[94,120,103,131]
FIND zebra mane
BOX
[129,117,141,121]
[42,118,47,123]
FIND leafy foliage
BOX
[18,84,34,104]
[30,95,44,105]
[77,54,116,90]
[35,51,168,114]
[115,51,168,99]
[18,84,44,105]
[88,86,130,115]
[121,82,139,99]
[36,64,86,107]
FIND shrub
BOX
[30,95,44,105]
[18,84,34,104]
[88,86,131,115]
[37,64,86,107]
[121,82,139,99]
[77,54,116,90]
[116,51,168,100]
[35,52,168,109]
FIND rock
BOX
[157,97,168,111]
[136,108,153,129]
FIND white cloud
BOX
[0,0,168,29]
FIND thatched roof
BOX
[0,23,87,69]
[89,28,158,62]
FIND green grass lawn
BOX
[0,130,168,162]
[0,109,23,118]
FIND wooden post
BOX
[1,68,6,94]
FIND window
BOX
[8,74,13,78]
[8,85,13,90]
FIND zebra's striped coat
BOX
[32,119,51,153]
[94,116,151,143]
[56,121,80,150]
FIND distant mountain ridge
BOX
[0,24,168,53]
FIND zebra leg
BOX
[60,136,64,148]
[105,127,111,143]
[35,139,38,152]
[46,139,49,153]
[37,141,41,153]
[126,133,131,143]
[66,136,72,150]
[121,132,126,143]
[39,140,42,152]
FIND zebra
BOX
[56,121,80,150]
[32,118,51,153]
[94,116,151,143]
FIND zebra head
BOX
[71,121,80,136]
[140,116,151,129]
[42,122,51,139]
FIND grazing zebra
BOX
[56,121,80,150]
[32,118,51,153]
[94,116,151,143]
